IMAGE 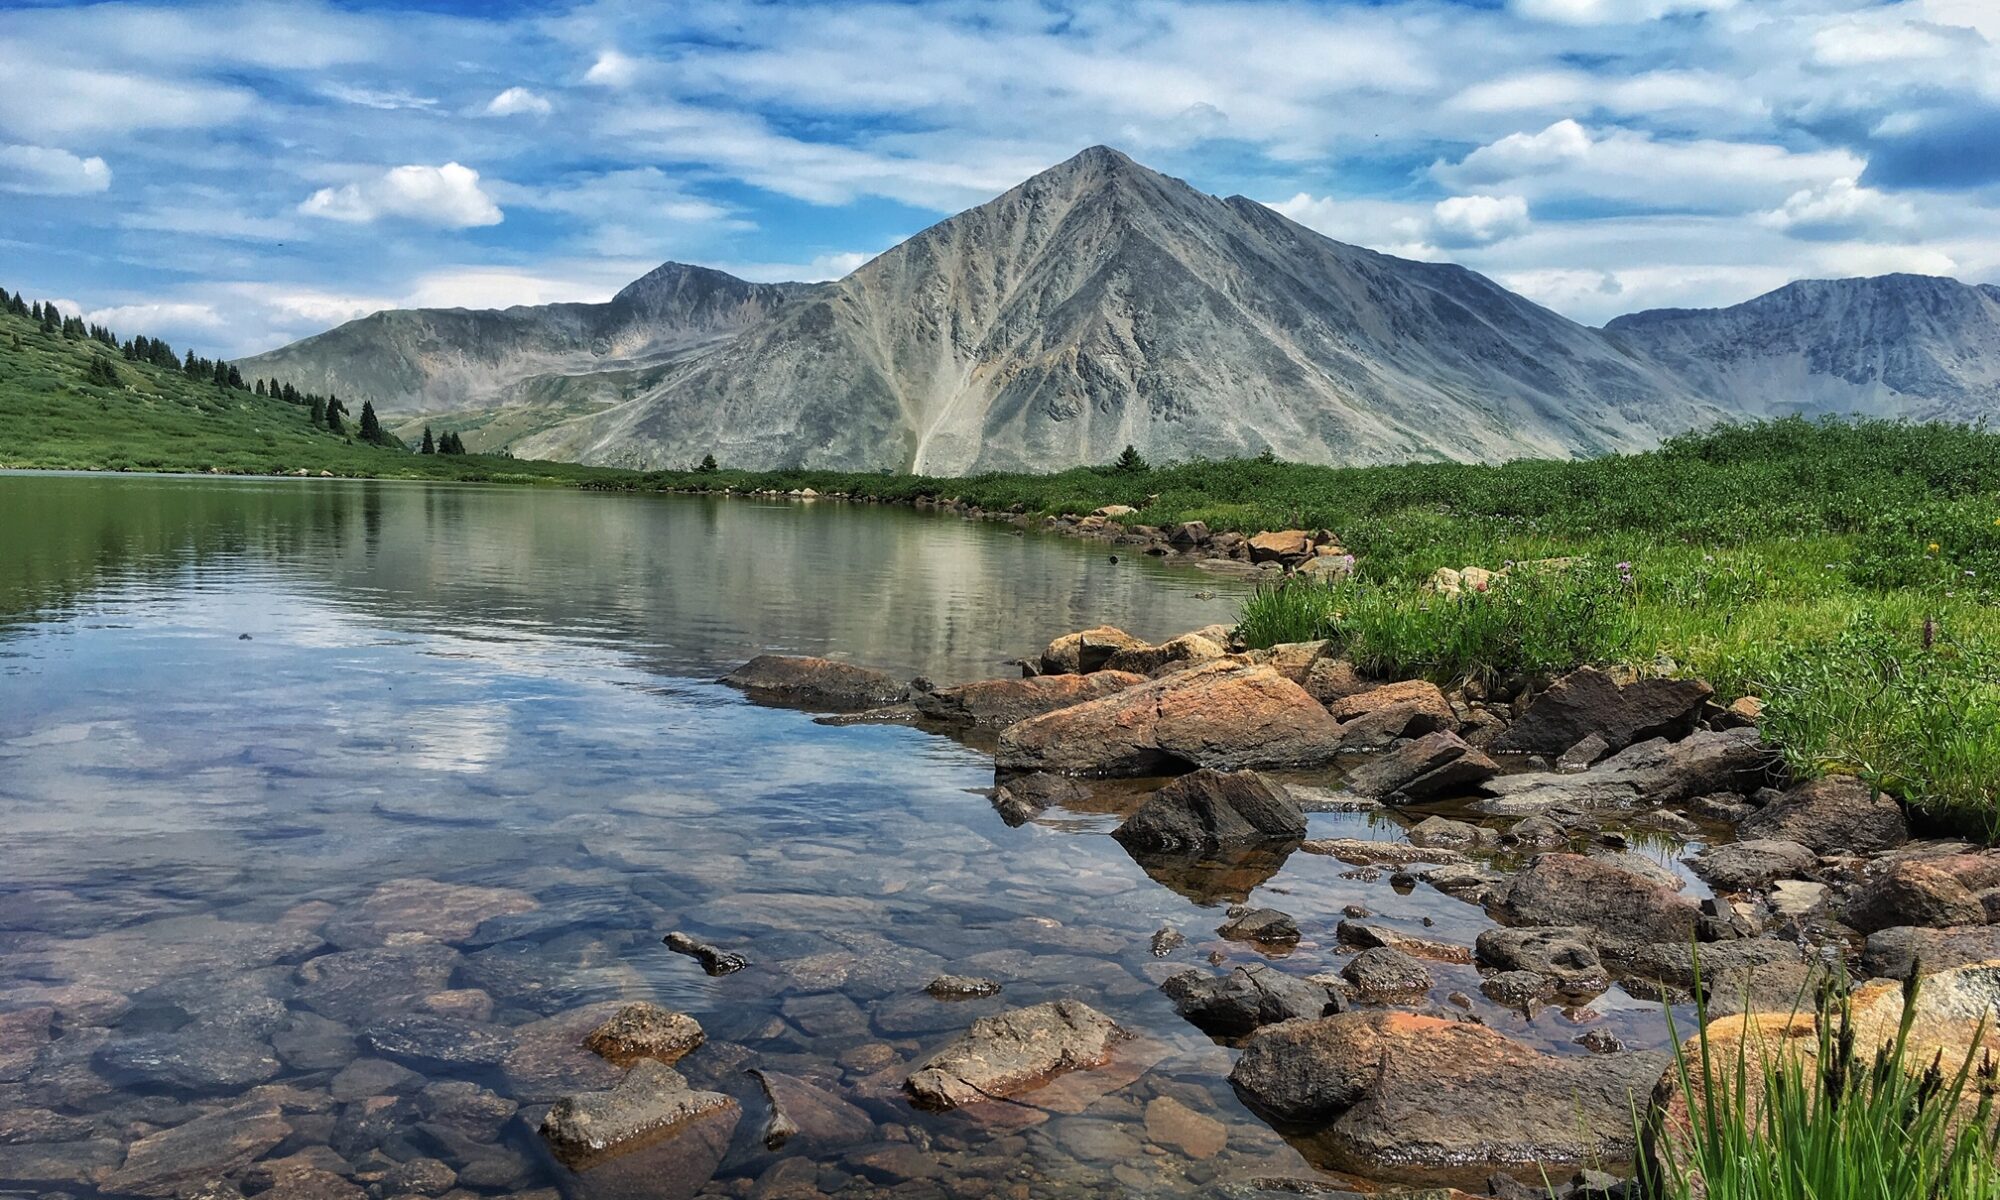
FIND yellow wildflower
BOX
[1928,542,1941,554]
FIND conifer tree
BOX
[325,395,345,435]
[419,426,435,454]
[84,355,120,386]
[1113,444,1149,473]
[309,395,326,427]
[698,453,718,473]
[358,400,384,444]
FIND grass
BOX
[0,307,639,487]
[1645,963,1999,1200]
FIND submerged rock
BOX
[662,931,748,975]
[722,655,908,711]
[748,1068,875,1151]
[1113,768,1306,853]
[583,1002,705,1067]
[1491,667,1712,755]
[903,999,1130,1110]
[540,1059,739,1169]
[361,1013,512,1072]
[1474,926,1608,993]
[101,1102,293,1197]
[925,975,1002,1000]
[1161,964,1338,1036]
[1738,775,1907,855]
[989,771,1092,824]
[912,671,1145,728]
[994,663,1342,776]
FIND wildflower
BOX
[1928,542,1941,554]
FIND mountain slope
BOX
[1604,274,2000,422]
[509,147,1716,471]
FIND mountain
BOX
[241,147,1726,471]
[1604,275,2000,423]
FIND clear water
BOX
[0,474,1696,1198]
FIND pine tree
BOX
[419,427,435,454]
[1113,444,1149,474]
[226,365,243,389]
[308,395,325,427]
[358,400,385,444]
[84,355,120,387]
[697,453,718,473]
[325,395,345,435]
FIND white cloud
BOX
[85,301,225,331]
[299,163,503,228]
[321,83,436,111]
[398,263,645,309]
[0,143,110,195]
[722,249,881,283]
[0,51,254,137]
[484,86,552,117]
[1511,0,1736,25]
[1430,194,1532,246]
[583,49,640,88]
[1761,178,1918,239]
[1811,18,1968,67]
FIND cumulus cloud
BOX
[299,163,503,228]
[84,301,224,331]
[0,144,111,195]
[484,87,552,117]
[1430,194,1532,246]
[583,49,640,88]
[1761,178,1918,239]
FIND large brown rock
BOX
[1491,667,1713,755]
[1474,727,1770,816]
[583,1002,705,1068]
[1113,769,1306,852]
[1845,859,1988,934]
[102,1103,293,1197]
[911,671,1145,729]
[1039,626,1147,675]
[1738,775,1909,855]
[1247,529,1315,563]
[722,655,907,710]
[1102,634,1227,676]
[1861,925,2000,979]
[1343,731,1497,800]
[540,1059,739,1169]
[1498,853,1703,945]
[1230,1011,1667,1171]
[993,663,1342,776]
[904,999,1130,1110]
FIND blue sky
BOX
[2,0,1996,358]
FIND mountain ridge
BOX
[238,147,1998,471]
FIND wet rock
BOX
[995,663,1342,776]
[1574,1028,1626,1054]
[1738,775,1908,855]
[662,931,748,975]
[1144,1095,1228,1159]
[417,1078,517,1143]
[321,878,537,949]
[294,943,464,1023]
[94,1024,283,1094]
[1103,633,1228,676]
[913,671,1146,728]
[329,1056,421,1101]
[1474,926,1608,992]
[747,1068,874,1151]
[0,1105,96,1144]
[1689,840,1816,892]
[1113,768,1306,852]
[1216,908,1300,946]
[925,975,1001,1000]
[989,771,1092,824]
[1406,815,1498,851]
[722,655,908,710]
[1860,925,2000,980]
[0,1006,53,1083]
[1302,839,1467,868]
[583,1002,705,1067]
[903,999,1130,1110]
[1343,732,1498,801]
[1230,1011,1668,1171]
[540,1059,739,1169]
[1161,964,1338,1036]
[1420,863,1511,906]
[1492,668,1712,755]
[1500,854,1703,945]
[0,1139,124,1188]
[361,1013,512,1072]
[503,1002,630,1101]
[101,1102,292,1197]
[1150,927,1187,956]
[1040,626,1147,675]
[1340,948,1434,999]
[1481,970,1556,1007]
[1335,920,1472,963]
[1557,733,1611,773]
[380,1157,457,1196]
[1844,859,1986,934]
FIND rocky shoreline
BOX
[705,623,2000,1195]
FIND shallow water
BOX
[0,474,1701,1198]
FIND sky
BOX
[2,0,1997,359]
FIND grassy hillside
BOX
[0,301,635,485]
[633,421,2000,832]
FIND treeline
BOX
[416,426,469,455]
[3,284,404,450]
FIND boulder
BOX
[1849,962,2000,1082]
[1113,769,1306,853]
[1102,635,1226,676]
[583,1003,705,1068]
[1498,853,1703,945]
[1405,815,1498,851]
[1339,947,1434,999]
[1166,521,1210,548]
[1861,925,2000,979]
[994,663,1342,776]
[1556,732,1611,773]
[722,656,907,711]
[1229,1011,1668,1171]
[1342,732,1497,801]
[1253,640,1332,685]
[1216,908,1300,945]
[1302,657,1370,704]
[911,671,1145,728]
[1738,775,1907,855]
[1474,728,1770,816]
[1845,859,1988,934]
[1491,667,1713,755]
[1474,926,1608,993]
[903,999,1130,1110]
[540,1059,739,1169]
[1161,964,1337,1036]
[925,975,1001,1000]
[1247,530,1314,563]
[1327,680,1455,729]
[1040,626,1147,675]
[1688,839,1816,892]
